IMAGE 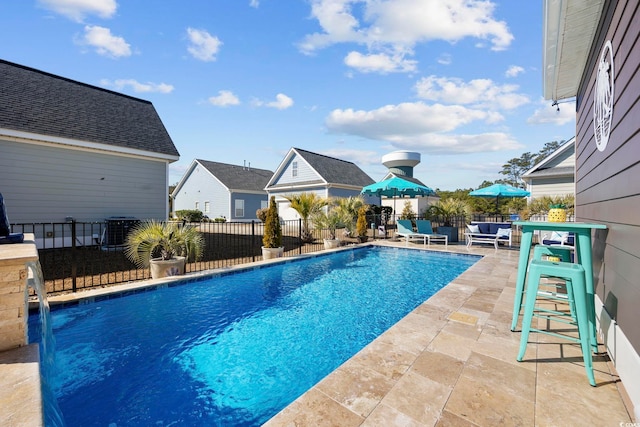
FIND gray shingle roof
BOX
[294,148,375,186]
[0,59,179,157]
[197,159,273,191]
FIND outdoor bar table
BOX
[511,221,607,352]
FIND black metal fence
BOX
[13,214,520,295]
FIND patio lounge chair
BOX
[395,220,448,246]
[415,220,448,246]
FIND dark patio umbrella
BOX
[361,176,436,219]
[469,183,530,213]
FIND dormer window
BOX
[292,161,298,177]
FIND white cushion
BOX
[550,231,569,241]
[496,228,511,238]
[467,224,480,233]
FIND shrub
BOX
[356,206,368,237]
[262,196,282,248]
[256,208,268,222]
[175,210,204,222]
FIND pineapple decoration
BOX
[548,203,567,222]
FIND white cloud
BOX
[389,132,523,154]
[186,28,222,62]
[326,102,497,137]
[344,51,417,73]
[78,25,131,58]
[505,65,524,77]
[208,90,241,107]
[299,0,514,72]
[38,0,117,22]
[437,53,452,65]
[527,99,576,125]
[249,0,259,7]
[414,75,529,110]
[253,93,294,110]
[100,79,173,93]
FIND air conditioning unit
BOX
[104,216,139,246]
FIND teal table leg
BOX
[511,229,533,331]
[576,231,598,353]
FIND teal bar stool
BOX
[511,245,574,331]
[516,259,595,386]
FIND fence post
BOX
[71,219,77,292]
[251,221,256,263]
[298,218,302,254]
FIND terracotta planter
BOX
[548,208,567,222]
[357,235,368,243]
[149,256,186,279]
[262,246,284,260]
[323,239,341,249]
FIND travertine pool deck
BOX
[1,240,634,426]
[265,241,634,426]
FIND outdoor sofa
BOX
[464,221,512,249]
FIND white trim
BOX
[0,128,179,162]
[596,295,640,414]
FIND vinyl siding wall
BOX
[173,165,229,219]
[274,155,322,185]
[575,0,640,407]
[1,139,168,223]
[527,178,575,199]
[229,192,267,221]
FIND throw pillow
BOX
[467,224,480,233]
[550,231,569,241]
[496,228,511,238]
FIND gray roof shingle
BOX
[294,148,375,187]
[197,159,273,192]
[0,59,179,157]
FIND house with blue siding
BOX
[265,148,375,220]
[171,159,273,221]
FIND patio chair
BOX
[395,220,428,245]
[415,220,448,246]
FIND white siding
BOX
[0,139,169,223]
[173,164,229,219]
[528,178,575,199]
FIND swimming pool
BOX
[30,246,479,426]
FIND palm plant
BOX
[125,220,204,268]
[425,198,471,226]
[284,193,326,242]
[312,198,350,240]
[334,196,365,235]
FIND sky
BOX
[1,0,576,190]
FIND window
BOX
[292,161,298,177]
[195,201,200,210]
[261,200,268,209]
[204,201,210,213]
[235,199,245,217]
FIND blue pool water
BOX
[30,246,479,426]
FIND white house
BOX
[265,148,375,220]
[521,137,575,200]
[172,159,273,221]
[0,59,180,226]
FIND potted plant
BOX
[125,220,205,279]
[262,196,284,259]
[424,198,471,243]
[312,200,348,249]
[356,206,369,243]
[283,193,326,243]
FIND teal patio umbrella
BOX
[469,183,530,213]
[361,176,436,219]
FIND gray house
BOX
[0,60,179,227]
[265,147,375,220]
[521,137,575,200]
[172,159,273,221]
